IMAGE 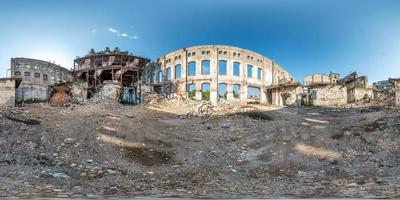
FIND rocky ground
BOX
[0,101,399,198]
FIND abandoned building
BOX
[10,58,73,102]
[141,45,294,105]
[73,48,150,104]
[304,72,374,107]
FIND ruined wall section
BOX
[309,85,347,107]
[0,79,16,107]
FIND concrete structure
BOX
[10,58,72,102]
[73,48,150,104]
[304,72,373,107]
[304,72,340,86]
[142,45,294,105]
[389,78,400,106]
[0,78,21,107]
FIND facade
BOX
[373,80,394,90]
[10,58,72,102]
[142,45,294,104]
[73,48,150,103]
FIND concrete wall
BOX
[0,79,16,107]
[142,45,294,105]
[15,84,50,102]
[309,85,347,107]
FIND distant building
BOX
[303,72,340,86]
[373,80,394,90]
[10,58,72,102]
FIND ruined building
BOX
[73,48,150,104]
[141,45,295,105]
[304,72,374,107]
[10,58,72,102]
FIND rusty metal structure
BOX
[73,48,150,100]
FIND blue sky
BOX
[0,0,399,83]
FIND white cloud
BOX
[91,28,97,35]
[108,28,118,33]
[107,27,139,40]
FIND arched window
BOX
[233,62,240,76]
[14,71,21,76]
[218,60,227,75]
[257,68,262,80]
[188,83,196,100]
[201,83,210,101]
[158,70,163,83]
[166,67,171,80]
[218,83,228,100]
[247,65,253,78]
[201,60,210,75]
[247,86,260,104]
[24,72,30,77]
[175,64,181,79]
[188,61,196,76]
[233,84,240,98]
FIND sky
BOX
[0,0,399,83]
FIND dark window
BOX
[43,74,48,81]
[14,71,21,76]
[35,73,40,78]
[24,72,30,77]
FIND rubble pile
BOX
[88,81,121,104]
[49,84,70,107]
[0,104,400,198]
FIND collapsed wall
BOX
[90,80,121,103]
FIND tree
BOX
[113,47,121,53]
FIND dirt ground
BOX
[0,102,399,198]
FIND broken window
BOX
[218,83,228,100]
[201,60,210,75]
[188,61,196,76]
[247,65,253,78]
[188,83,196,100]
[24,72,30,77]
[158,70,163,83]
[14,71,21,76]
[35,73,40,78]
[166,67,171,80]
[175,64,181,79]
[233,84,240,98]
[201,83,210,101]
[218,60,227,75]
[233,62,240,76]
[257,68,262,80]
[43,74,48,81]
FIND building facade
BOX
[142,45,294,104]
[10,58,72,102]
